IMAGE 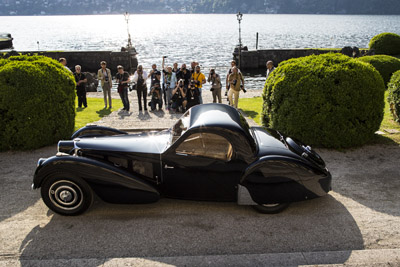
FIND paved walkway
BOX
[87,89,263,131]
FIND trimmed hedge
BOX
[0,55,75,151]
[262,53,385,149]
[388,70,400,122]
[369,32,400,56]
[357,55,400,86]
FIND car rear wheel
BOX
[252,203,290,214]
[41,173,93,216]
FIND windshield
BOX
[169,110,191,145]
[238,112,257,154]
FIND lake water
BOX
[1,14,400,90]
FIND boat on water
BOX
[0,33,13,50]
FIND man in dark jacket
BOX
[115,65,131,112]
[74,65,87,108]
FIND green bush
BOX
[0,55,76,151]
[388,70,400,122]
[357,55,400,86]
[262,53,385,149]
[369,32,400,56]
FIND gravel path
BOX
[87,89,263,130]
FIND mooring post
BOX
[256,32,259,50]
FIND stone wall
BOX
[234,48,367,70]
[15,50,138,74]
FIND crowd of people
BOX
[62,56,276,113]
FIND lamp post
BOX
[124,12,132,49]
[236,12,243,69]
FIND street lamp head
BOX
[236,12,243,22]
[124,12,130,22]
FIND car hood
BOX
[74,130,171,154]
[252,127,296,157]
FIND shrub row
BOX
[0,55,76,151]
[262,53,385,149]
[357,55,400,86]
[388,70,400,123]
[369,32,400,56]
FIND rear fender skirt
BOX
[33,156,159,197]
[71,125,127,139]
[241,155,303,184]
[240,156,331,204]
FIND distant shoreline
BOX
[2,13,400,16]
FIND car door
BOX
[161,131,245,201]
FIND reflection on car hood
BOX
[75,130,170,154]
[252,127,296,157]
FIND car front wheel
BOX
[41,173,93,216]
[252,203,290,214]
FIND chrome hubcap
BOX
[49,180,83,211]
[59,189,73,203]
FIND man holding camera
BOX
[132,65,148,112]
[148,63,159,87]
[185,82,200,111]
[228,66,245,108]
[191,65,206,104]
[162,56,177,110]
[149,82,163,111]
[177,64,191,89]
[208,68,222,103]
[115,65,131,113]
[97,61,113,109]
[171,79,187,112]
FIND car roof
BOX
[189,104,255,142]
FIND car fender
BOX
[33,155,159,196]
[71,125,127,139]
[241,155,304,184]
[239,155,330,204]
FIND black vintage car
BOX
[33,104,331,215]
[0,33,13,50]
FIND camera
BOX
[210,88,214,92]
[233,79,237,86]
[105,77,109,82]
[162,56,168,58]
[241,85,246,93]
[210,70,215,75]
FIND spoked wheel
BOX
[41,174,93,216]
[252,203,290,214]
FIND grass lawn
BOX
[75,97,122,131]
[238,97,263,125]
[238,93,400,146]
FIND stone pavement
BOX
[87,89,263,131]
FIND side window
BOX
[176,133,233,161]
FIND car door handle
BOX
[164,164,174,169]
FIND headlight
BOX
[58,141,75,154]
